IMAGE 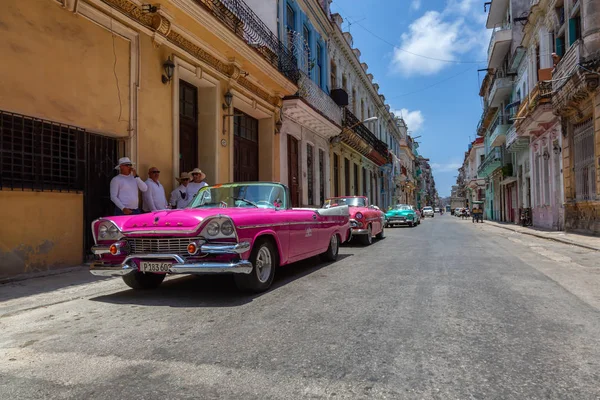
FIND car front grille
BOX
[127,237,200,254]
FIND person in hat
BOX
[187,168,208,201]
[170,172,191,209]
[110,157,148,215]
[142,166,168,212]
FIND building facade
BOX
[0,0,298,277]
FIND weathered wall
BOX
[0,191,83,278]
[0,0,130,136]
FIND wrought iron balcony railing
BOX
[478,146,502,176]
[194,0,299,83]
[343,108,388,157]
[552,40,582,91]
[298,72,342,125]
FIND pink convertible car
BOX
[90,182,350,292]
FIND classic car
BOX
[90,182,350,292]
[323,196,385,245]
[385,204,420,227]
[422,206,435,218]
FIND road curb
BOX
[484,222,600,252]
[0,266,88,285]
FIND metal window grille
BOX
[0,110,85,191]
[573,118,596,201]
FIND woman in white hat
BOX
[187,168,208,201]
[110,157,148,215]
[170,172,192,209]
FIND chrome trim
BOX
[237,221,326,229]
[123,253,187,264]
[90,262,137,277]
[92,245,111,255]
[351,228,370,235]
[201,242,251,254]
[170,260,252,274]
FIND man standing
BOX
[110,157,148,215]
[187,168,208,201]
[170,172,191,209]
[142,166,168,212]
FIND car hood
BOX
[101,207,279,236]
[385,209,414,217]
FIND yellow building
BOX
[0,0,298,278]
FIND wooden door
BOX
[233,109,259,182]
[344,158,350,195]
[179,81,198,174]
[288,135,300,207]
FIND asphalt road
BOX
[1,215,600,399]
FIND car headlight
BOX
[206,221,220,237]
[355,212,364,220]
[99,224,108,239]
[97,221,121,241]
[220,220,234,236]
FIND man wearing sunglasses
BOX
[170,172,192,209]
[110,157,148,216]
[142,166,168,212]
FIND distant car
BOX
[323,196,385,245]
[422,206,434,217]
[434,207,440,213]
[385,204,420,227]
[454,208,462,216]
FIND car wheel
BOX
[376,225,385,239]
[359,225,373,245]
[122,271,165,290]
[320,233,340,262]
[234,239,277,293]
[408,221,414,227]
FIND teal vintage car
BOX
[385,204,420,228]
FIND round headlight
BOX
[108,225,119,237]
[206,221,220,237]
[221,220,234,236]
[99,225,108,238]
[355,212,364,220]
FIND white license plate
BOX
[140,261,171,273]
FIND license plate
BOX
[140,261,171,273]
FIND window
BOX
[354,163,359,195]
[573,118,596,201]
[362,167,367,196]
[360,99,365,120]
[352,89,357,114]
[543,149,550,205]
[233,110,258,143]
[535,153,541,206]
[344,158,350,195]
[0,110,86,191]
[330,61,337,89]
[307,143,314,204]
[342,74,347,91]
[316,43,322,88]
[334,153,339,197]
[286,4,295,49]
[302,24,310,66]
[319,149,325,205]
[569,13,581,45]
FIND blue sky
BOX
[329,0,492,197]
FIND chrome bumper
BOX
[351,228,369,235]
[92,241,250,256]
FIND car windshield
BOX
[324,197,366,208]
[188,182,287,209]
[394,205,412,211]
[424,207,433,211]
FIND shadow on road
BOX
[89,254,353,308]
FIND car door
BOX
[283,208,319,260]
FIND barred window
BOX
[0,110,85,191]
[573,118,596,201]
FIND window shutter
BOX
[555,37,564,57]
[568,18,577,46]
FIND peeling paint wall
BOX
[0,191,83,278]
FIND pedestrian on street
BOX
[187,168,208,201]
[110,157,148,216]
[142,166,168,212]
[170,172,191,209]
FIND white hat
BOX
[114,157,134,170]
[189,168,206,181]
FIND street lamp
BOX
[331,116,378,144]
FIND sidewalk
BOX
[484,220,600,251]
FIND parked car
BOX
[385,204,420,227]
[323,196,384,245]
[411,206,422,224]
[89,182,350,292]
[434,207,440,213]
[422,206,435,217]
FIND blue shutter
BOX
[568,18,577,45]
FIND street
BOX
[1,216,600,399]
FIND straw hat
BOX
[189,168,206,181]
[176,172,190,183]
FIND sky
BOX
[329,0,492,197]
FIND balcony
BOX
[486,0,509,28]
[488,113,511,147]
[489,76,513,107]
[341,108,388,165]
[515,81,553,124]
[552,40,582,91]
[478,147,503,177]
[477,103,499,136]
[283,71,342,137]
[488,25,512,69]
[506,125,530,153]
[195,0,299,83]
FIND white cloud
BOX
[431,162,462,172]
[410,0,421,11]
[396,108,424,133]
[390,1,489,76]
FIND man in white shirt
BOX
[142,166,168,212]
[187,168,208,201]
[110,157,148,215]
[170,172,191,209]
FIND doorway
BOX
[233,109,259,182]
[179,80,198,174]
[288,135,300,207]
